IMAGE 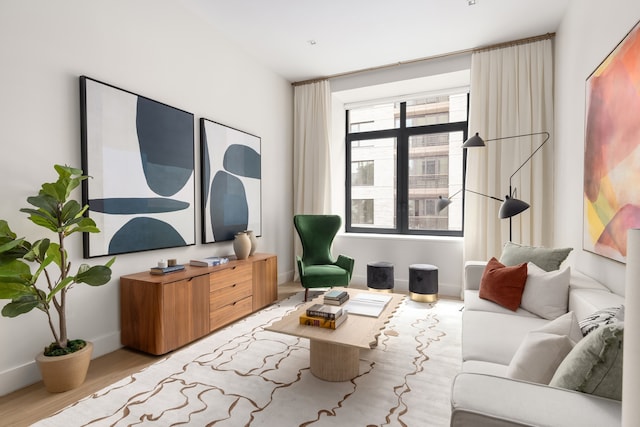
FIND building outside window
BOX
[345,91,468,236]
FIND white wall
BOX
[554,0,640,296]
[0,0,293,395]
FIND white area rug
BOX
[35,292,462,427]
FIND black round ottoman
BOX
[367,261,394,292]
[409,264,438,302]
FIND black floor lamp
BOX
[439,131,551,241]
[436,189,503,212]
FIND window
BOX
[351,199,374,225]
[352,160,374,186]
[345,92,468,236]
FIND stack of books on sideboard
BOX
[299,290,349,329]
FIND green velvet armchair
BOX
[293,215,354,301]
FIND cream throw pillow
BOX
[506,332,574,384]
[520,263,570,319]
[537,311,583,343]
[506,312,582,384]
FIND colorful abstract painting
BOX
[200,118,261,243]
[584,20,640,263]
[80,76,195,257]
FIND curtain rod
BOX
[291,32,555,87]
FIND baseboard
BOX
[0,360,41,397]
[0,331,122,397]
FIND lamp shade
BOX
[436,196,452,213]
[499,196,530,219]
[462,132,486,148]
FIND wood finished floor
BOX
[0,282,303,427]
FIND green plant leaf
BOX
[0,259,32,283]
[41,181,68,203]
[44,242,62,269]
[33,239,51,260]
[48,276,74,300]
[61,200,83,224]
[0,282,35,299]
[0,220,17,239]
[64,216,100,236]
[75,265,112,286]
[25,194,58,215]
[46,165,86,201]
[0,237,25,256]
[54,164,83,176]
[20,207,58,232]
[1,295,39,317]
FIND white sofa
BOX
[450,260,624,427]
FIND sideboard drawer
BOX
[209,263,252,292]
[210,279,252,311]
[210,295,253,330]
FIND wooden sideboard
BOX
[120,253,278,355]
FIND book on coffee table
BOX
[343,293,392,317]
[323,290,349,305]
[299,312,347,329]
[306,304,344,320]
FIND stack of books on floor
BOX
[323,289,349,305]
[299,303,347,329]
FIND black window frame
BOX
[345,95,469,237]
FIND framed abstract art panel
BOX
[583,20,640,263]
[80,76,196,257]
[200,118,261,243]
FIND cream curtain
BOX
[464,39,554,262]
[293,80,332,215]
[292,80,332,279]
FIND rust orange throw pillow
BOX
[479,257,528,311]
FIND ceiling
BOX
[184,0,570,83]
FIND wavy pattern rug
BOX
[35,292,462,427]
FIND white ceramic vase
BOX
[246,230,257,256]
[233,231,251,260]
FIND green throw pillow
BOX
[499,242,572,271]
[549,322,623,400]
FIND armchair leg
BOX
[304,288,309,302]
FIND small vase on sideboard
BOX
[246,230,257,256]
[233,231,251,260]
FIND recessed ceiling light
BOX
[307,40,317,46]
[468,0,476,5]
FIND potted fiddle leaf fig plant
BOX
[0,165,115,392]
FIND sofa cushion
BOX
[479,257,528,311]
[462,310,548,365]
[499,241,572,271]
[550,323,623,400]
[462,360,509,377]
[506,332,574,384]
[520,263,570,320]
[451,373,622,427]
[464,290,539,318]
